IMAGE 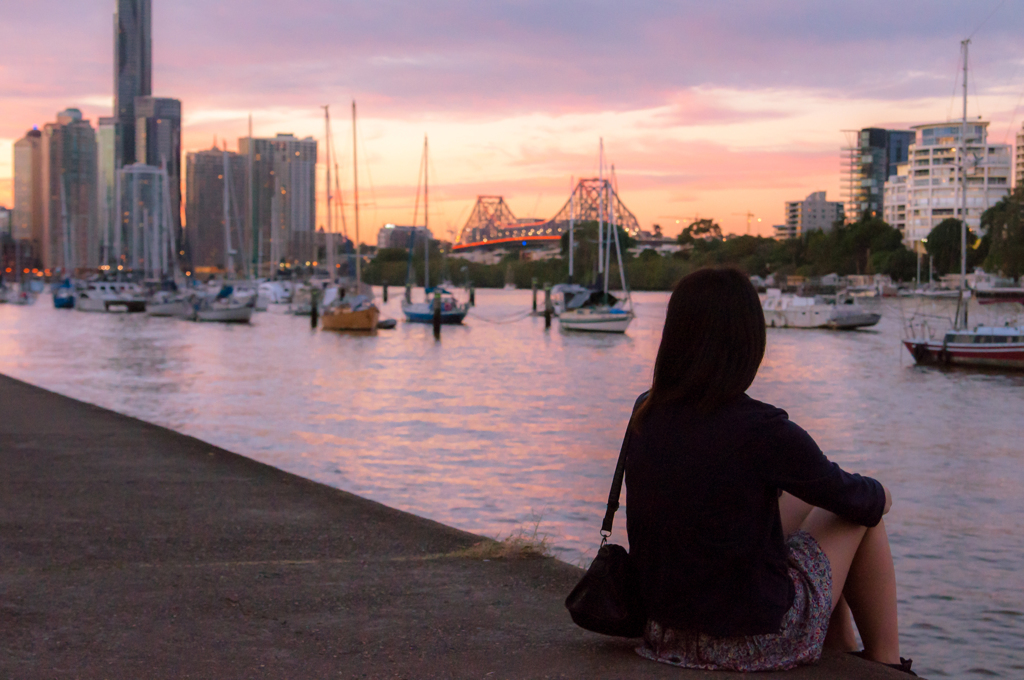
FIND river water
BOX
[1,289,1022,677]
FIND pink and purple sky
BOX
[1,0,1022,239]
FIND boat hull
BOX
[147,301,191,317]
[195,306,253,323]
[903,339,1024,369]
[764,308,880,330]
[53,294,75,309]
[321,306,380,331]
[402,301,468,324]
[559,310,633,333]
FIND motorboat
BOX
[75,281,146,313]
[2,286,37,306]
[289,286,315,315]
[761,289,880,330]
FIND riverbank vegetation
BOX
[361,211,1024,291]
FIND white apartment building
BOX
[1016,121,1024,188]
[888,121,1011,250]
[882,171,908,233]
[779,191,844,239]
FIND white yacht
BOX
[761,289,880,330]
[75,282,146,313]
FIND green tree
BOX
[677,218,723,244]
[982,189,1024,278]
[924,219,978,276]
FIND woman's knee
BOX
[800,508,867,608]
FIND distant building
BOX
[882,171,908,234]
[116,163,176,279]
[377,224,433,250]
[134,97,182,239]
[0,207,11,237]
[185,148,249,274]
[13,128,44,250]
[841,128,914,221]
[782,191,844,238]
[773,224,795,240]
[238,134,317,273]
[115,0,151,168]
[887,121,1011,249]
[1016,122,1024,189]
[96,117,117,265]
[41,109,98,271]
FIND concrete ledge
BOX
[0,374,916,678]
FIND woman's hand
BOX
[882,484,892,515]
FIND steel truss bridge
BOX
[453,179,640,251]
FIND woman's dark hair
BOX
[632,267,765,428]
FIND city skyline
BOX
[2,0,1024,239]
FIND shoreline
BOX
[0,373,914,678]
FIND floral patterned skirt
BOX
[636,530,833,672]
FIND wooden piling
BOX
[532,278,538,312]
[310,288,320,329]
[432,289,442,340]
[383,284,388,302]
[544,283,552,329]
[469,284,475,306]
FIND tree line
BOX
[360,194,1024,291]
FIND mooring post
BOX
[469,284,475,307]
[310,288,320,329]
[405,283,412,304]
[432,289,442,340]
[543,282,552,329]
[383,283,388,303]
[532,278,538,312]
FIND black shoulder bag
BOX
[564,426,645,637]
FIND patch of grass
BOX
[455,521,551,560]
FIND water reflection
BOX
[1,291,1022,677]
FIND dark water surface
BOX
[1,289,1022,677]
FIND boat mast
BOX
[352,100,361,286]
[248,114,256,279]
[223,149,233,277]
[324,105,335,279]
[958,38,970,330]
[424,136,429,293]
[568,175,575,283]
[60,175,72,276]
[598,139,605,278]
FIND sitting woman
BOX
[625,268,914,675]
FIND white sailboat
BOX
[559,140,634,333]
[401,135,469,324]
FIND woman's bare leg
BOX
[801,510,900,664]
[842,521,900,663]
[779,492,813,536]
[823,596,858,651]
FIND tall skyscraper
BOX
[13,128,44,252]
[114,0,152,168]
[841,128,915,221]
[41,109,98,271]
[185,147,249,275]
[96,117,118,265]
[238,133,317,273]
[135,96,182,237]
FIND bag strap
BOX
[599,424,631,537]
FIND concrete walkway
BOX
[0,374,914,678]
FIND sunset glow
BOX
[2,1,1022,239]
